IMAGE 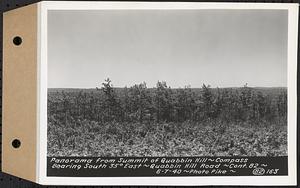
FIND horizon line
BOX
[48,86,288,89]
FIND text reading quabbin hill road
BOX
[47,156,287,177]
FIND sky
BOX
[48,9,288,88]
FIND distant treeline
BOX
[48,78,287,125]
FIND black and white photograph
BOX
[1,1,298,186]
[47,9,289,158]
[37,2,300,185]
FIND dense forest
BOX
[48,78,287,157]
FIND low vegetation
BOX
[48,79,287,157]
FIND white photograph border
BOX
[37,1,298,185]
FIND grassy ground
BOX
[48,119,287,157]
